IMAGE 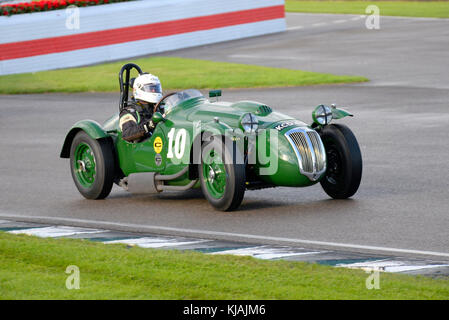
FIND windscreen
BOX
[164,89,204,114]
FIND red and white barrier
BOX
[0,0,285,75]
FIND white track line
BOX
[332,19,348,24]
[1,213,449,258]
[211,246,322,260]
[337,259,449,273]
[9,226,103,238]
[104,237,209,248]
[286,25,304,31]
[286,16,364,31]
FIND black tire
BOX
[319,124,362,199]
[199,136,246,211]
[69,131,115,199]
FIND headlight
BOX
[312,105,333,126]
[240,113,258,133]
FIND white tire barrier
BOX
[0,0,286,75]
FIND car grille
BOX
[285,128,326,181]
[307,131,326,172]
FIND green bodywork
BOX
[60,120,108,159]
[331,106,353,120]
[61,90,352,189]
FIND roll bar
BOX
[119,63,143,111]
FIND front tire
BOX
[199,136,245,211]
[319,124,362,199]
[70,131,115,199]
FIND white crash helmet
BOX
[133,73,163,104]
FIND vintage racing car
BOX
[60,64,362,211]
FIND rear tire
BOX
[70,131,115,199]
[319,124,362,199]
[199,136,245,211]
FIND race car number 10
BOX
[167,128,187,159]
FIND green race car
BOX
[60,64,362,211]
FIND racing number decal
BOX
[167,128,187,159]
[153,136,163,154]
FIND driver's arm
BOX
[119,110,152,142]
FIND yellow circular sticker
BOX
[153,136,163,154]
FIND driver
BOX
[119,73,163,142]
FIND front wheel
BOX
[199,136,245,211]
[319,124,362,199]
[69,131,115,199]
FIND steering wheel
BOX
[154,92,177,114]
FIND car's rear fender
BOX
[60,120,110,158]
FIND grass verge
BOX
[0,57,367,94]
[286,1,449,18]
[0,232,448,299]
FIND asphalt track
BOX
[1,13,448,260]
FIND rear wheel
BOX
[319,124,362,199]
[70,131,115,199]
[199,136,245,211]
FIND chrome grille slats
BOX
[307,131,325,172]
[284,128,327,181]
[289,131,313,172]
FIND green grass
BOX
[0,57,367,94]
[0,232,448,299]
[286,1,449,18]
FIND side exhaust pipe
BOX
[121,166,198,194]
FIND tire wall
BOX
[0,0,286,75]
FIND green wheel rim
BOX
[73,143,96,188]
[203,149,227,199]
